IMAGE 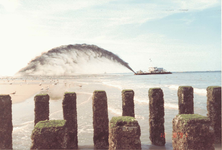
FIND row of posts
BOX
[0,86,221,149]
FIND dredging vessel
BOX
[135,67,172,75]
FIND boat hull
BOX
[134,72,172,75]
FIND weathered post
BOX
[109,116,141,150]
[62,92,78,149]
[207,86,221,143]
[92,90,109,149]
[34,94,49,125]
[178,86,194,114]
[31,120,70,149]
[122,89,135,117]
[148,88,165,146]
[0,95,12,149]
[172,114,214,150]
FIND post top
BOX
[35,94,49,97]
[33,120,66,134]
[148,88,163,95]
[178,86,193,89]
[35,120,66,128]
[110,116,137,128]
[0,94,10,98]
[176,114,210,123]
[207,86,221,90]
[65,92,76,94]
[64,92,76,97]
[122,89,134,93]
[93,90,106,93]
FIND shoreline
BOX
[1,74,220,149]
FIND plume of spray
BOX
[16,44,135,76]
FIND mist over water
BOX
[16,44,135,76]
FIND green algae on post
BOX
[176,114,210,126]
[172,114,214,150]
[33,120,66,134]
[31,120,69,149]
[110,116,136,128]
[109,116,141,149]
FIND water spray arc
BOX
[17,44,135,76]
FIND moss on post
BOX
[148,88,165,146]
[109,116,141,150]
[31,120,70,149]
[207,86,221,143]
[122,89,135,117]
[0,95,12,149]
[34,94,49,125]
[172,114,214,150]
[177,86,194,114]
[92,90,109,149]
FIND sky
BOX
[0,0,221,76]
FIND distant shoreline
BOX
[172,70,221,73]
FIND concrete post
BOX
[62,92,78,149]
[148,88,165,146]
[207,86,221,143]
[0,95,12,149]
[34,94,49,125]
[92,90,109,149]
[178,86,194,114]
[122,89,135,117]
[109,116,141,150]
[172,114,214,150]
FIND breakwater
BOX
[0,85,220,149]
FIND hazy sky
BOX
[0,0,221,76]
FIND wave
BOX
[102,82,123,90]
[193,88,207,96]
[134,97,149,104]
[168,85,207,96]
[164,103,178,110]
[108,106,145,120]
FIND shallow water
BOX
[8,71,222,149]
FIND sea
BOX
[6,71,222,149]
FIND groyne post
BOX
[0,95,12,149]
[109,116,141,150]
[178,86,194,114]
[31,120,70,149]
[172,114,214,150]
[122,89,135,117]
[207,86,221,143]
[148,88,165,146]
[92,90,109,149]
[62,92,78,149]
[34,94,49,125]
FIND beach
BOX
[0,72,221,149]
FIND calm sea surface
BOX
[7,71,221,149]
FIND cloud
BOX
[0,0,20,12]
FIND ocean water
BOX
[8,71,222,149]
